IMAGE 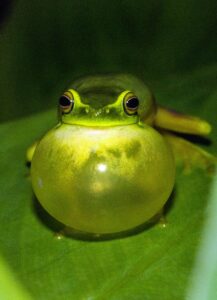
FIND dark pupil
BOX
[126,97,139,109]
[59,96,71,107]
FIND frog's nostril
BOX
[94,109,102,117]
[105,108,110,114]
[85,107,90,114]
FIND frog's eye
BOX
[123,93,139,115]
[59,91,74,114]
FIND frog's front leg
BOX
[26,140,38,167]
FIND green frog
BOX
[27,74,215,237]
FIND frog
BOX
[27,74,216,238]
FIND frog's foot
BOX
[162,131,217,174]
[54,230,65,240]
[145,207,167,228]
[54,227,103,241]
[147,208,167,228]
[158,214,167,228]
[26,140,38,167]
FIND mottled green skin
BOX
[31,74,175,235]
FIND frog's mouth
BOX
[61,115,139,127]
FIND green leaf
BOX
[0,254,31,300]
[187,173,217,300]
[0,65,216,300]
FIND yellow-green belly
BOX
[31,124,175,234]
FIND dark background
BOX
[0,0,216,122]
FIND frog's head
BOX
[58,74,156,127]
